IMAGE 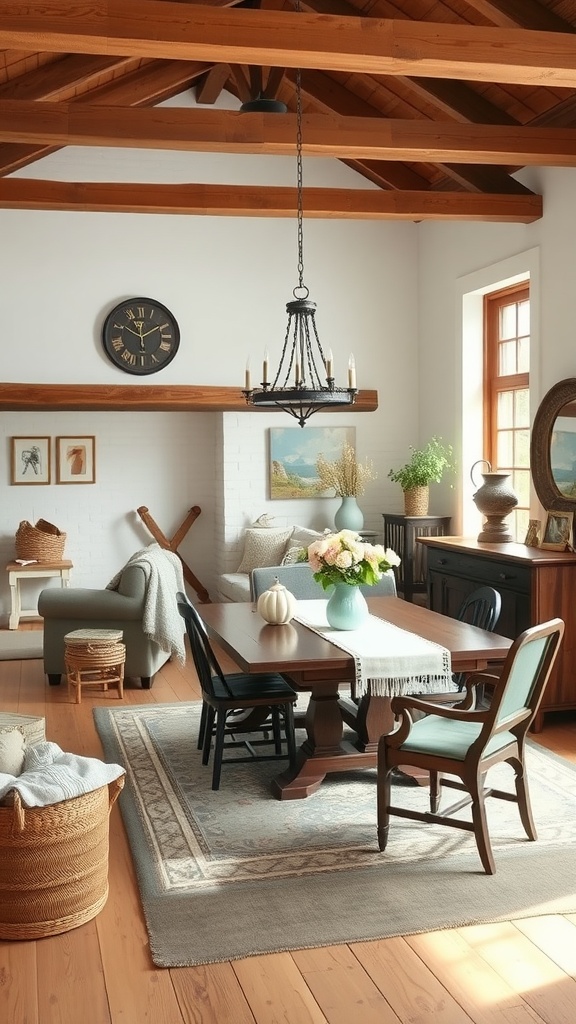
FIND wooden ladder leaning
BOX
[137,505,211,603]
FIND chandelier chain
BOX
[295,66,304,293]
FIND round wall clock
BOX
[102,297,180,375]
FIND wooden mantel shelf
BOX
[0,383,378,413]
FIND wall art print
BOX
[269,426,355,500]
[56,436,96,484]
[10,436,51,485]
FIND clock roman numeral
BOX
[122,350,137,366]
[112,337,124,352]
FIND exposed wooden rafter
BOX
[0,177,542,222]
[0,102,574,166]
[3,4,576,87]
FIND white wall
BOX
[1,92,421,621]
[416,165,576,532]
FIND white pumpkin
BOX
[257,579,297,624]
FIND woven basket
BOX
[0,776,124,940]
[403,486,430,517]
[15,518,66,561]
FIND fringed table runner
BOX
[295,600,454,698]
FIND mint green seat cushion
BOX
[399,715,516,761]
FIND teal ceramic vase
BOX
[334,496,364,532]
[326,583,368,630]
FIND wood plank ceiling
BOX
[2,0,576,223]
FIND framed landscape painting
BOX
[269,426,355,499]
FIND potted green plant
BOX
[388,437,454,516]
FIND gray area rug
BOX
[94,702,576,968]
[0,630,43,660]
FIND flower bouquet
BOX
[307,530,400,591]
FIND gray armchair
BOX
[38,563,170,689]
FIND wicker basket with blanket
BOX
[15,518,66,561]
[0,775,124,939]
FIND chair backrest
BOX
[176,592,232,699]
[476,618,564,745]
[457,586,502,633]
[250,564,397,601]
[250,564,325,600]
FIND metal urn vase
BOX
[471,460,518,543]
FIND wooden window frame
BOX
[483,283,530,464]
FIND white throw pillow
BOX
[0,728,26,777]
[236,527,293,573]
[290,525,325,546]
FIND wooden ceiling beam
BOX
[297,69,526,194]
[3,4,576,88]
[0,382,379,414]
[0,178,542,222]
[1,102,575,166]
[462,0,571,32]
[0,60,213,174]
[195,64,231,105]
[0,54,137,100]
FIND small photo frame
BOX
[56,436,96,484]
[524,519,541,547]
[11,436,51,485]
[540,510,573,551]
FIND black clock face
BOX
[102,297,180,375]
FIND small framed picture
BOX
[56,436,96,484]
[524,519,541,547]
[11,437,51,485]
[540,510,573,551]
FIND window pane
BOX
[515,508,529,544]
[517,336,530,373]
[497,391,514,428]
[497,430,514,466]
[514,388,530,427]
[514,428,531,467]
[500,304,517,341]
[518,300,530,336]
[513,468,531,506]
[498,340,517,376]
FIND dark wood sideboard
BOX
[418,536,576,730]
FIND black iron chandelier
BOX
[242,68,358,428]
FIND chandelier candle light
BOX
[242,63,358,427]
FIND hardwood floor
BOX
[1,634,576,1024]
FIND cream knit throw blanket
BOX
[108,542,186,664]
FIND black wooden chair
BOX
[176,592,298,790]
[419,585,503,708]
[377,618,564,873]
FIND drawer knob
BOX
[438,558,447,565]
[499,572,512,580]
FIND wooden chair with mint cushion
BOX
[377,617,564,874]
[176,592,298,791]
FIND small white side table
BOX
[7,560,73,630]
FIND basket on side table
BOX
[65,629,126,704]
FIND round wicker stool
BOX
[64,629,126,704]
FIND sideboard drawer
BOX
[426,549,531,593]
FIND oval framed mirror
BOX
[531,377,576,512]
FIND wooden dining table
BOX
[199,596,513,800]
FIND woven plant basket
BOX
[15,518,66,561]
[0,775,124,940]
[403,486,429,517]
